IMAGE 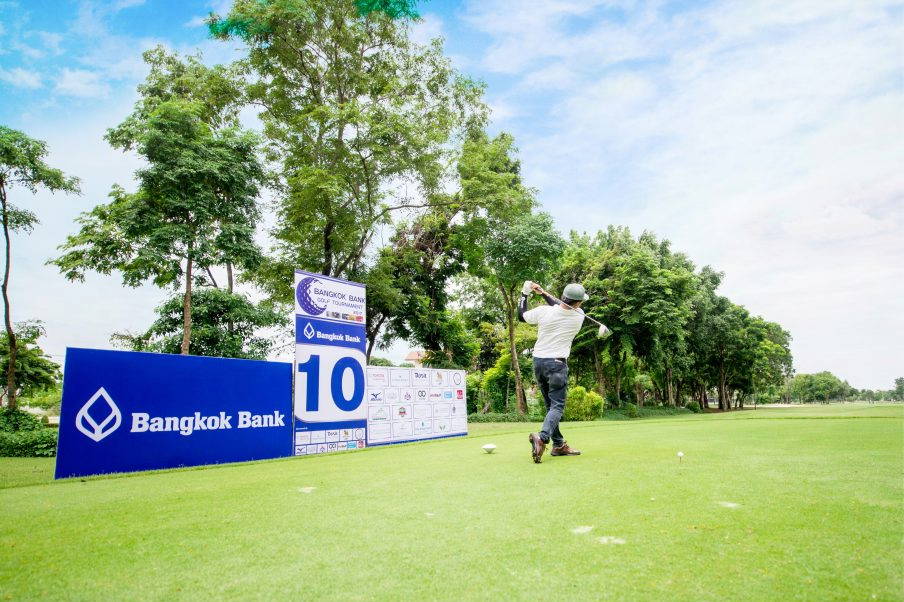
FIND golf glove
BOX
[522,281,534,295]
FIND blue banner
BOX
[55,348,293,479]
[295,316,366,353]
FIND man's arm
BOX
[518,281,556,323]
[517,292,532,322]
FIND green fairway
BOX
[1,405,901,600]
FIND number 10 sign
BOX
[293,270,368,456]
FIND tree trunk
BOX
[614,356,622,408]
[226,260,234,334]
[666,365,675,406]
[718,367,729,411]
[181,251,193,355]
[365,316,385,362]
[0,185,18,409]
[634,380,644,407]
[500,285,526,413]
[592,344,606,399]
[322,222,334,277]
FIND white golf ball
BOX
[482,444,497,454]
[677,451,684,457]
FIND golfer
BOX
[518,281,591,463]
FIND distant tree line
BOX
[784,373,903,403]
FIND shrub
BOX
[467,412,533,423]
[685,400,701,413]
[563,386,604,421]
[19,385,62,410]
[624,403,640,418]
[466,371,483,414]
[0,428,58,457]
[0,408,44,432]
[605,405,693,420]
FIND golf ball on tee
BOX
[677,451,684,458]
[482,444,497,454]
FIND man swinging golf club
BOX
[519,281,610,463]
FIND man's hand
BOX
[531,282,544,294]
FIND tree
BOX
[52,100,266,355]
[483,212,563,413]
[384,208,477,368]
[212,0,486,297]
[684,265,723,407]
[111,288,286,359]
[558,226,637,405]
[749,318,793,404]
[894,377,904,401]
[379,130,535,369]
[354,253,403,361]
[790,371,847,403]
[0,321,61,404]
[603,242,695,406]
[0,126,80,409]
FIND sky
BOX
[0,0,901,390]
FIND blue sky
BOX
[1,0,902,389]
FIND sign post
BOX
[293,270,368,455]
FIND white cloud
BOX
[184,15,207,28]
[465,0,904,388]
[185,1,232,28]
[12,40,43,59]
[410,13,445,46]
[54,68,110,97]
[34,31,64,55]
[0,66,41,88]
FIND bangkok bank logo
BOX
[302,321,316,339]
[75,387,122,442]
[296,276,327,316]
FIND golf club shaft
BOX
[535,285,605,327]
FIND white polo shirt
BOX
[523,304,585,359]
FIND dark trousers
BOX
[534,357,567,446]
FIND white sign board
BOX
[366,367,467,445]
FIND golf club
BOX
[528,282,611,339]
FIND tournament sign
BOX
[293,270,368,455]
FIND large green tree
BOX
[211,0,486,296]
[0,321,60,405]
[0,126,79,408]
[385,207,477,368]
[483,212,563,413]
[111,288,286,359]
[52,99,266,355]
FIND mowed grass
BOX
[1,405,901,600]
